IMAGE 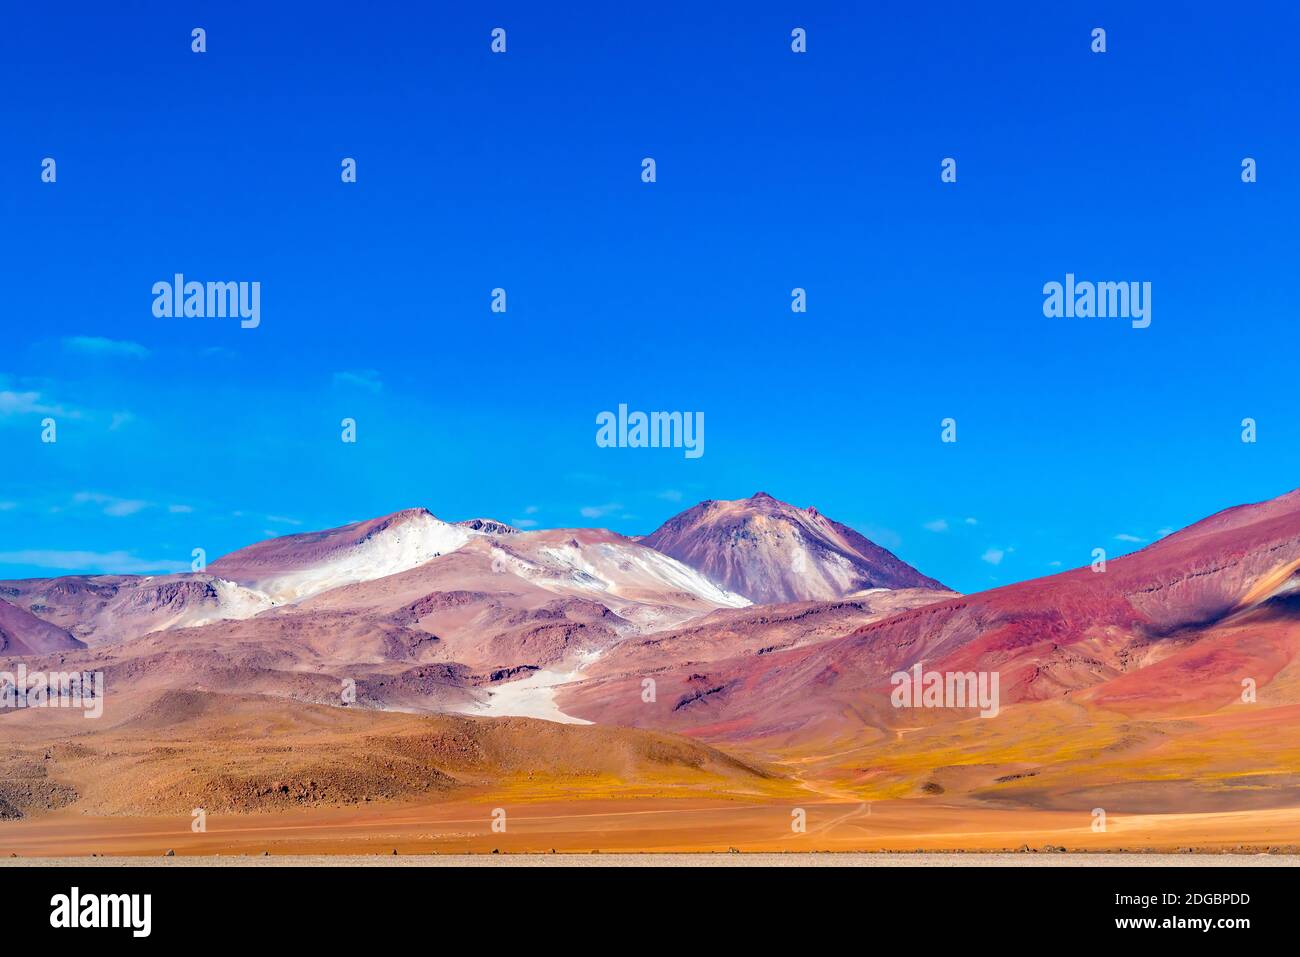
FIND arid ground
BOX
[4,687,1300,858]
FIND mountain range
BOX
[3,487,1299,851]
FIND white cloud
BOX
[981,547,1005,566]
[524,505,539,515]
[62,336,149,359]
[168,504,194,514]
[657,489,684,503]
[580,503,623,519]
[1048,560,1062,567]
[0,384,114,426]
[0,390,70,417]
[512,518,539,528]
[1114,533,1146,543]
[964,517,978,526]
[0,549,188,575]
[332,369,383,393]
[266,514,303,526]
[923,519,949,533]
[1156,527,1174,537]
[73,491,149,517]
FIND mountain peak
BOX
[641,493,945,603]
[210,508,470,602]
[381,507,436,524]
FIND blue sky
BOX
[2,1,1297,593]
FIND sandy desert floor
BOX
[5,796,1300,858]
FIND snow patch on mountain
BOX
[253,512,473,602]
[529,540,750,607]
[181,579,276,628]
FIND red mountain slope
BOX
[562,487,1300,739]
[0,598,85,656]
